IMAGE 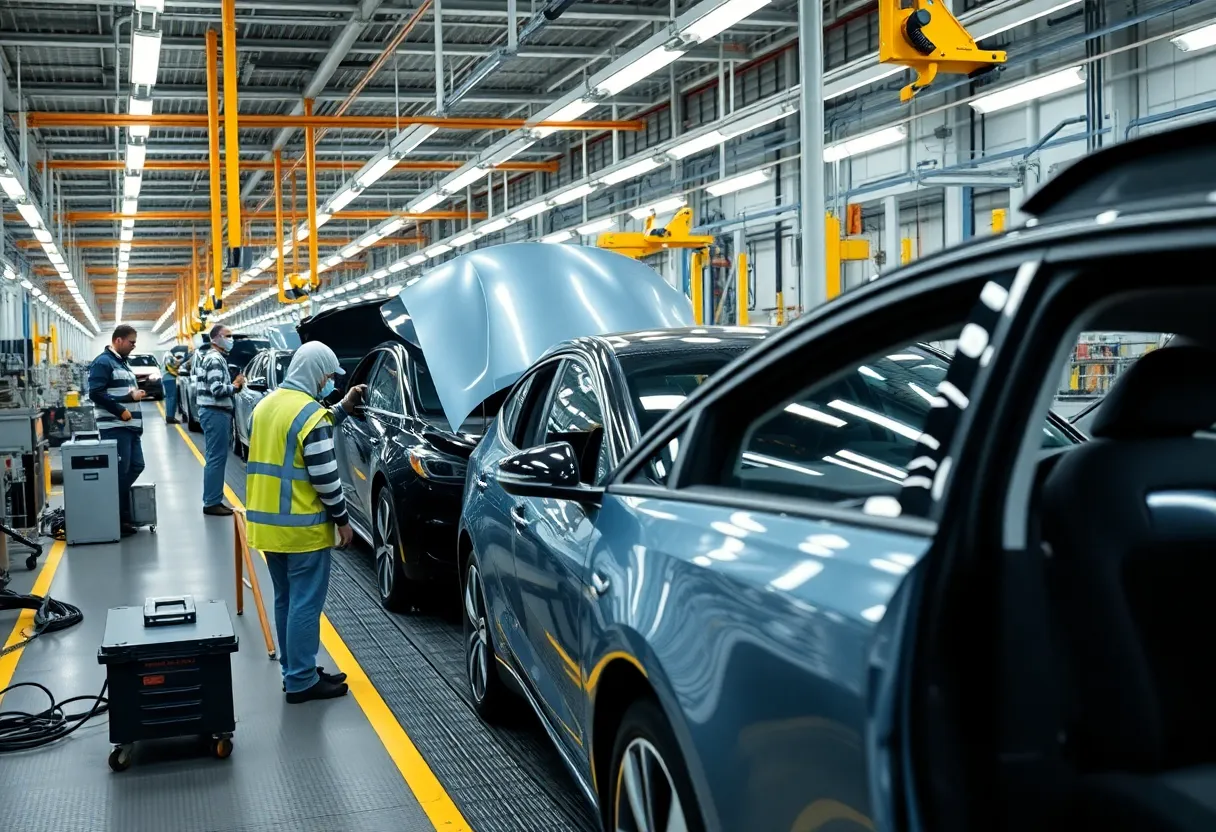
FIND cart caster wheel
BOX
[212,737,233,759]
[150,526,156,533]
[108,745,133,772]
[25,555,37,570]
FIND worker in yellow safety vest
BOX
[161,348,184,424]
[246,341,366,704]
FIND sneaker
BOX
[166,418,179,425]
[203,504,234,516]
[282,667,347,692]
[120,524,139,537]
[286,677,349,704]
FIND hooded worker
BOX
[246,341,366,703]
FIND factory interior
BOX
[2,0,1216,830]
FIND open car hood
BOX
[379,242,693,432]
[296,298,400,375]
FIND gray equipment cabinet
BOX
[61,438,120,544]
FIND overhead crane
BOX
[878,0,1006,101]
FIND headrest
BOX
[1091,346,1216,439]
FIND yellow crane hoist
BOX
[879,0,1006,101]
[595,206,715,260]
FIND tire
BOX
[462,556,511,721]
[373,486,416,612]
[605,699,705,832]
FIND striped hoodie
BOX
[88,347,142,433]
[301,404,349,526]
[194,348,236,410]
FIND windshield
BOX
[617,346,751,435]
[128,355,157,367]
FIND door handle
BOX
[368,434,381,446]
[510,505,528,529]
[474,474,489,492]
[590,571,610,596]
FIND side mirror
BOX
[498,442,603,506]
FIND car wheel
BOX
[373,487,415,612]
[606,699,705,832]
[463,557,510,721]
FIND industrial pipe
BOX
[26,112,645,131]
[222,0,242,300]
[304,98,319,289]
[275,150,286,302]
[205,29,225,314]
[17,236,425,249]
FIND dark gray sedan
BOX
[231,347,294,460]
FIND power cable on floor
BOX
[0,588,110,752]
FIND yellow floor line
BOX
[0,539,68,701]
[164,403,472,831]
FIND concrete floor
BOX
[0,417,432,832]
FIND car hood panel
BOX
[381,243,693,431]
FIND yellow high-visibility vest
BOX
[246,388,334,553]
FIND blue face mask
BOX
[318,378,336,400]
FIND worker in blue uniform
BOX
[88,324,147,536]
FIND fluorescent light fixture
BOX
[33,228,53,244]
[124,173,142,199]
[322,254,343,268]
[411,192,445,213]
[0,173,26,201]
[129,29,163,87]
[122,197,138,215]
[380,217,405,235]
[295,224,311,241]
[667,130,727,159]
[1172,22,1216,52]
[479,216,514,235]
[511,202,549,221]
[970,66,1085,114]
[599,157,662,186]
[126,142,147,171]
[128,94,153,139]
[629,196,687,219]
[682,0,774,43]
[706,167,773,197]
[327,187,359,213]
[355,151,400,189]
[823,125,908,162]
[425,244,452,258]
[723,102,796,137]
[316,211,332,227]
[390,124,437,155]
[15,202,42,227]
[358,275,374,286]
[541,230,574,244]
[406,253,426,266]
[534,99,595,137]
[577,218,616,236]
[389,261,408,272]
[136,0,165,11]
[484,138,536,166]
[450,232,479,247]
[372,268,389,280]
[551,183,596,205]
[596,46,685,96]
[120,228,134,242]
[340,243,360,258]
[357,230,381,248]
[442,165,489,194]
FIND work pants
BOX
[198,406,231,508]
[163,376,178,421]
[101,427,145,526]
[265,548,332,693]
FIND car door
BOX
[362,349,407,512]
[511,356,612,756]
[235,353,268,444]
[338,351,384,533]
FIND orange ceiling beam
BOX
[42,159,559,173]
[61,209,483,223]
[18,235,426,249]
[27,112,644,132]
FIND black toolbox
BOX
[97,595,239,771]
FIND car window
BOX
[616,346,753,435]
[630,432,684,486]
[244,354,266,383]
[543,360,609,486]
[273,352,291,385]
[500,374,535,447]
[729,344,1071,507]
[410,352,444,418]
[367,353,404,414]
[515,362,561,449]
[128,355,157,367]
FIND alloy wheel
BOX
[464,563,489,703]
[374,491,396,601]
[614,738,688,832]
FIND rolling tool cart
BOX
[97,595,239,772]
[129,483,157,532]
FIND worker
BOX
[161,348,184,425]
[195,324,245,516]
[246,341,365,703]
[88,324,147,536]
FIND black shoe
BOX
[120,524,139,537]
[286,677,349,704]
[166,418,179,425]
[282,667,347,692]
[203,504,234,516]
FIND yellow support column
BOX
[275,150,288,303]
[736,253,749,326]
[775,291,785,326]
[825,213,842,300]
[991,208,1006,233]
[689,250,704,326]
[204,29,224,309]
[221,0,241,302]
[900,238,913,264]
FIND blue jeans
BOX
[198,406,231,508]
[163,376,178,421]
[265,549,332,693]
[100,428,144,525]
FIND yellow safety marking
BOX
[791,798,875,831]
[164,407,471,831]
[0,540,67,703]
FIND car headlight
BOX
[148,371,161,381]
[408,448,467,482]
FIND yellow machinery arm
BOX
[596,206,716,259]
[878,0,1006,101]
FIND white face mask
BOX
[213,335,232,351]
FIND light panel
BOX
[969,67,1085,115]
[596,47,685,96]
[706,167,773,197]
[681,0,774,43]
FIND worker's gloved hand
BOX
[232,374,246,389]
[131,389,146,401]
[341,384,368,415]
[336,523,354,549]
[120,410,132,422]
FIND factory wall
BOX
[88,327,158,360]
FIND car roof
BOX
[591,325,775,358]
